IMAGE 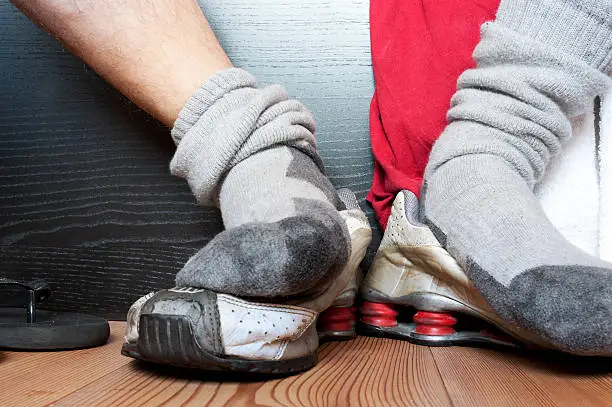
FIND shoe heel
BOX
[318,306,357,339]
[413,310,457,336]
[359,301,398,327]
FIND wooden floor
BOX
[2,322,611,407]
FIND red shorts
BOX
[367,0,500,228]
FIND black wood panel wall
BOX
[0,1,378,319]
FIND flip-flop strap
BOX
[0,278,51,323]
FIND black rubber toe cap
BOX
[141,288,223,356]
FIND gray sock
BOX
[169,68,350,298]
[422,0,612,354]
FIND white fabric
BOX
[535,94,612,260]
[599,90,612,262]
[535,99,599,257]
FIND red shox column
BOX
[360,301,398,327]
[413,311,457,336]
[319,306,357,332]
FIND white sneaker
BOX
[122,189,371,374]
[359,190,555,350]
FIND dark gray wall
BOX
[0,0,377,319]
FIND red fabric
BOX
[367,0,500,228]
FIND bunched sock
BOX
[421,0,612,354]
[170,68,350,298]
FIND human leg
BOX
[13,0,373,371]
[367,0,499,228]
[421,0,612,354]
[361,0,611,356]
[12,0,352,298]
[11,0,231,127]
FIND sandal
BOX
[0,277,110,350]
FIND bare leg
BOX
[12,0,353,299]
[10,0,370,371]
[11,0,232,126]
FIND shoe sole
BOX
[358,288,525,350]
[357,305,521,349]
[121,314,317,375]
[360,240,553,350]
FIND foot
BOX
[175,147,351,298]
[123,197,372,373]
[418,11,612,355]
[422,154,612,355]
[359,190,583,353]
[169,68,353,298]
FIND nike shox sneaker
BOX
[359,190,556,351]
[122,189,372,374]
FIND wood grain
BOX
[0,245,202,319]
[430,346,612,407]
[51,334,451,407]
[0,321,129,407]
[0,0,380,318]
[3,322,611,407]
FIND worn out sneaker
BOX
[121,189,371,374]
[358,190,567,352]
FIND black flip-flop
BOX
[0,278,110,350]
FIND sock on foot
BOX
[169,68,350,298]
[421,0,612,354]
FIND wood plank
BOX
[431,346,612,407]
[52,336,451,407]
[0,321,129,407]
[6,321,610,407]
